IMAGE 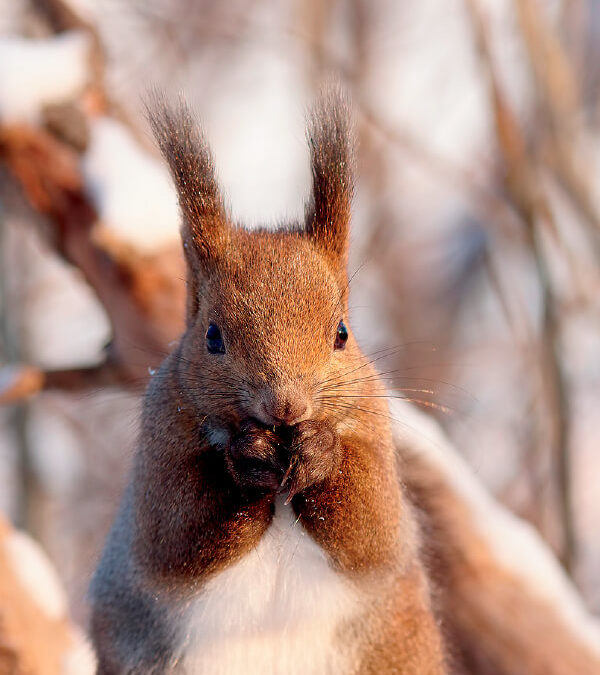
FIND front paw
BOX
[282,419,341,504]
[226,421,285,493]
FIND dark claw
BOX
[280,463,294,488]
[283,465,303,505]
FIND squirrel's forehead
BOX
[226,240,336,292]
[212,242,339,317]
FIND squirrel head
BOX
[149,90,362,440]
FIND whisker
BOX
[320,395,456,422]
[323,393,457,416]
[320,369,472,400]
[318,340,446,390]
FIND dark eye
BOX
[334,320,348,350]
[206,323,225,354]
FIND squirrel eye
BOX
[206,323,225,354]
[334,320,348,350]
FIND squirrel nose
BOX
[254,388,311,427]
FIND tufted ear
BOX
[147,94,228,269]
[305,88,354,274]
[148,94,229,324]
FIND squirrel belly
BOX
[172,497,360,675]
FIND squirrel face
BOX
[149,91,357,457]
[177,228,354,438]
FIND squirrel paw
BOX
[282,419,341,504]
[226,420,285,493]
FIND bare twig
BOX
[0,360,143,406]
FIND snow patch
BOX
[0,32,90,122]
[63,627,97,675]
[82,118,180,252]
[4,530,68,620]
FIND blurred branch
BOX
[514,0,600,261]
[464,0,576,571]
[0,365,45,405]
[0,361,141,406]
[358,100,526,240]
[0,182,36,529]
[30,0,106,105]
[30,0,151,147]
[0,123,184,384]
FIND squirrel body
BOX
[89,92,446,674]
[92,477,362,675]
[171,497,360,674]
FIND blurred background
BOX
[0,0,598,634]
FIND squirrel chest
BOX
[172,499,360,675]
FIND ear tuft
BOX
[146,92,227,263]
[305,86,354,268]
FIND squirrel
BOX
[88,89,448,675]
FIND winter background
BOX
[0,0,599,663]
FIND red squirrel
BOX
[89,90,446,674]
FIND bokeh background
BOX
[0,0,598,633]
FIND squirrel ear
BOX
[147,93,228,267]
[305,88,354,272]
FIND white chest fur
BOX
[171,500,360,675]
